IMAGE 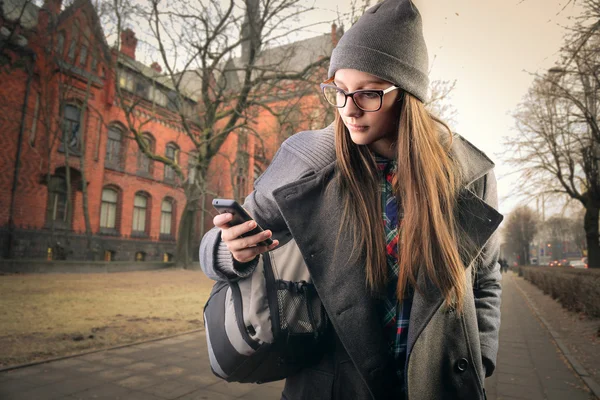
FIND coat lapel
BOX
[405,187,503,357]
[406,135,504,356]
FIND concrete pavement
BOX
[0,272,596,399]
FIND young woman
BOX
[200,1,503,399]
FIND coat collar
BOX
[272,134,502,399]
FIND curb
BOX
[0,328,205,374]
[511,273,600,399]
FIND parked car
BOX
[558,259,571,267]
[570,258,588,269]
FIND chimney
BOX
[150,62,162,73]
[120,28,137,60]
[43,0,62,15]
[331,23,338,46]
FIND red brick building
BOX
[0,0,339,262]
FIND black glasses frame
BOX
[319,83,400,112]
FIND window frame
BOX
[136,133,154,177]
[45,175,71,230]
[159,198,174,239]
[164,143,179,182]
[131,192,150,237]
[59,103,83,155]
[104,126,123,170]
[99,187,120,234]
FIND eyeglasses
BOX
[320,83,400,112]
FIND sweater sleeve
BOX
[198,143,314,281]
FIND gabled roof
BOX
[226,32,335,90]
[176,30,339,98]
[57,0,111,64]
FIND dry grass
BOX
[0,269,215,367]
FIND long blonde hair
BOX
[334,93,466,312]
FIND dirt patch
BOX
[0,269,214,367]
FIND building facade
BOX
[0,0,340,262]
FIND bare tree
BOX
[426,79,458,129]
[505,0,600,268]
[102,0,331,268]
[504,206,539,266]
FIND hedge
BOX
[519,266,600,318]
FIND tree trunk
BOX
[79,80,93,258]
[63,125,72,260]
[584,204,600,268]
[176,199,197,270]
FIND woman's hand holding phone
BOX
[213,213,279,263]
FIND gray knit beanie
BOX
[328,0,429,103]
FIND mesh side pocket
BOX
[276,281,323,334]
[277,288,311,332]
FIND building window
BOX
[160,199,173,236]
[119,69,134,91]
[164,144,178,181]
[90,49,98,74]
[46,175,69,229]
[100,188,118,231]
[137,134,154,175]
[104,250,115,261]
[55,31,65,56]
[105,126,122,169]
[79,44,88,66]
[132,193,148,235]
[61,104,82,153]
[149,86,168,106]
[67,39,76,61]
[235,167,247,202]
[187,152,198,184]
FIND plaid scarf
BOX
[376,156,412,387]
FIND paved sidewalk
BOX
[484,272,595,400]
[0,272,596,399]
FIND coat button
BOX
[456,358,469,372]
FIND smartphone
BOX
[212,199,274,246]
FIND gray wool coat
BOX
[199,125,503,400]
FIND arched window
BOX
[132,192,149,235]
[100,187,119,231]
[164,143,179,181]
[160,198,174,236]
[137,134,154,176]
[187,151,198,184]
[61,104,82,153]
[55,31,65,56]
[79,44,88,66]
[46,175,69,228]
[67,25,78,62]
[105,126,123,169]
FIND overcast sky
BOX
[299,0,583,217]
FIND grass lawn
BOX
[0,269,215,367]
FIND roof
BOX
[226,32,336,90]
[118,54,198,101]
[176,29,339,97]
